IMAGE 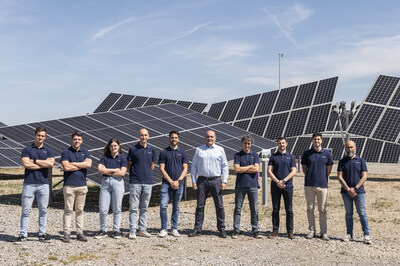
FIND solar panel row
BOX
[0,104,276,191]
[94,93,208,114]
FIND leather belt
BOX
[199,176,219,181]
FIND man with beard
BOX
[337,140,371,244]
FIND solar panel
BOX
[127,96,148,108]
[380,142,400,163]
[94,93,122,113]
[254,91,278,116]
[304,104,331,134]
[233,120,250,131]
[0,122,6,127]
[207,101,226,120]
[273,86,297,113]
[284,108,310,137]
[365,75,400,105]
[292,137,311,157]
[144,97,163,106]
[236,94,261,120]
[219,98,243,122]
[248,117,269,136]
[264,113,289,140]
[110,95,135,111]
[160,99,177,104]
[190,103,208,113]
[372,108,400,142]
[293,82,317,109]
[327,137,344,160]
[361,139,383,162]
[176,101,192,108]
[313,77,337,105]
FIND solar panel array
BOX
[0,122,6,127]
[207,77,338,141]
[0,139,23,167]
[0,104,276,190]
[94,93,208,114]
[347,75,400,163]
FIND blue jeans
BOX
[129,183,152,233]
[233,187,258,233]
[99,177,125,232]
[160,182,183,230]
[341,192,370,235]
[20,184,49,237]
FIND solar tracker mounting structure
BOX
[0,104,275,192]
[94,93,208,114]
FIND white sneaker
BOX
[158,230,168,238]
[170,229,180,237]
[305,231,315,239]
[138,231,151,238]
[128,233,136,239]
[341,234,353,242]
[364,235,372,245]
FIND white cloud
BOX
[92,17,136,40]
[152,21,213,45]
[264,3,314,46]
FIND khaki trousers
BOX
[304,186,328,234]
[63,186,88,234]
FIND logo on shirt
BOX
[322,156,326,159]
[43,151,47,154]
[286,157,291,160]
[147,151,153,154]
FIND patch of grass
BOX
[69,253,98,262]
[339,250,349,256]
[48,256,58,261]
[373,200,393,208]
[154,244,169,249]
[392,218,400,224]
[370,218,383,223]
[117,242,126,246]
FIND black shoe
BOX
[252,231,262,239]
[62,234,71,243]
[111,231,121,239]
[231,231,239,239]
[219,229,227,238]
[95,231,108,239]
[15,235,27,244]
[188,230,201,237]
[77,233,88,242]
[39,233,52,243]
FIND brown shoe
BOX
[268,231,278,239]
[288,232,296,240]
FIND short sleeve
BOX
[361,158,368,172]
[47,148,54,158]
[181,149,189,164]
[120,156,128,168]
[254,152,260,164]
[99,156,107,166]
[152,147,157,162]
[337,159,344,172]
[61,150,69,162]
[127,148,133,162]
[234,153,240,165]
[268,155,274,166]
[21,147,30,158]
[301,151,308,165]
[85,149,91,159]
[327,152,333,165]
[290,154,296,168]
[158,150,166,164]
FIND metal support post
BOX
[262,160,268,206]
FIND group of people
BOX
[15,127,372,245]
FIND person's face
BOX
[312,136,322,148]
[109,141,120,154]
[345,142,356,157]
[169,133,179,146]
[35,131,46,145]
[139,129,149,144]
[277,139,287,152]
[71,135,83,149]
[242,140,252,152]
[205,131,216,147]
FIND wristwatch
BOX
[33,159,37,164]
[282,179,286,184]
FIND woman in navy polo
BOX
[95,138,127,239]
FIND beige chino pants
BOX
[304,186,328,235]
[63,185,88,234]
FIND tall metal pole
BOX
[278,53,283,90]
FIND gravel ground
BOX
[0,163,400,265]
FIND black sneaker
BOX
[252,231,262,239]
[15,235,27,244]
[62,234,71,243]
[218,229,227,238]
[77,233,88,242]
[111,231,121,239]
[95,231,108,239]
[39,233,52,243]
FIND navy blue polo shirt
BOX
[268,151,296,188]
[301,148,333,188]
[21,143,55,185]
[234,150,260,188]
[158,146,189,183]
[338,155,368,194]
[99,154,128,177]
[127,143,157,184]
[61,146,91,186]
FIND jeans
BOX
[20,184,49,237]
[160,182,184,230]
[63,185,88,234]
[233,187,258,233]
[271,184,293,233]
[304,186,328,234]
[129,183,152,233]
[341,192,370,235]
[194,177,225,231]
[99,177,125,232]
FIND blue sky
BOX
[1,0,400,125]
